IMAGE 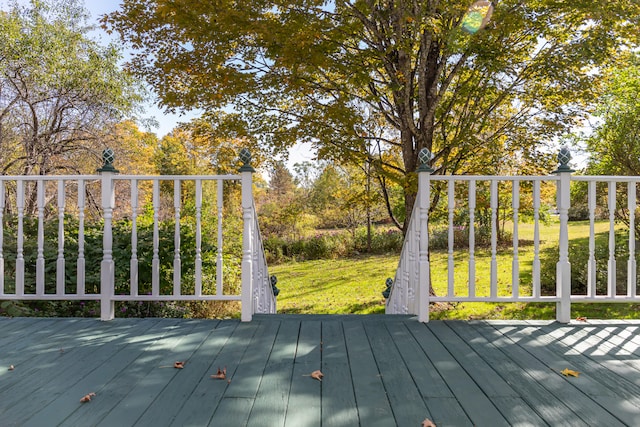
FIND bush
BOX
[540,229,637,296]
[264,226,405,264]
[428,224,512,250]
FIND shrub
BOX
[540,229,637,296]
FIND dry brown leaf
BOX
[174,361,185,369]
[422,418,436,427]
[561,368,580,377]
[211,367,227,380]
[8,365,14,371]
[80,392,96,403]
[576,316,587,322]
[310,370,324,381]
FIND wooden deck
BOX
[1,315,640,426]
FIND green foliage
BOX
[540,228,637,296]
[263,226,404,264]
[0,0,143,176]
[104,0,638,230]
[1,210,241,317]
[584,52,640,177]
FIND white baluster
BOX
[16,180,24,296]
[608,181,616,297]
[0,180,4,295]
[512,181,519,298]
[587,180,596,297]
[35,180,45,295]
[194,179,202,297]
[490,179,498,299]
[152,180,160,296]
[77,179,85,296]
[130,180,139,296]
[447,179,455,297]
[57,180,66,295]
[468,180,476,298]
[532,181,541,298]
[173,179,182,296]
[628,181,636,298]
[216,179,224,296]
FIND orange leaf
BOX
[80,392,96,403]
[174,361,185,369]
[576,316,587,322]
[310,370,324,381]
[561,368,580,377]
[422,418,437,427]
[211,367,227,380]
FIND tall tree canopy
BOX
[105,0,640,228]
[584,52,640,176]
[0,0,143,176]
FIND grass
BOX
[270,220,640,320]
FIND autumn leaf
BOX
[576,316,587,322]
[174,361,185,369]
[561,368,580,377]
[310,370,324,381]
[80,392,96,403]
[422,418,436,427]
[211,367,227,380]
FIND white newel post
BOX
[417,148,433,323]
[554,147,573,323]
[239,149,255,322]
[98,149,118,321]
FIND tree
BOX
[104,0,640,230]
[584,53,640,177]
[578,53,640,230]
[0,0,143,183]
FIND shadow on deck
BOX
[1,315,639,426]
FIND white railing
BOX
[0,149,276,321]
[386,148,640,323]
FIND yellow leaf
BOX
[561,368,580,377]
[310,370,324,381]
[211,366,227,380]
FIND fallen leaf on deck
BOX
[174,361,185,369]
[422,418,436,427]
[561,368,580,377]
[8,365,14,371]
[576,316,587,322]
[80,392,96,403]
[310,370,324,381]
[211,367,227,379]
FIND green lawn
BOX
[269,220,640,319]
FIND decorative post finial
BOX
[270,275,280,297]
[417,148,434,173]
[238,148,255,172]
[97,148,119,173]
[552,146,574,174]
[382,277,393,299]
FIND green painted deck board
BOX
[405,321,512,427]
[284,319,322,427]
[364,318,431,426]
[320,320,358,427]
[2,316,640,426]
[477,322,627,427]
[247,319,299,427]
[342,319,395,427]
